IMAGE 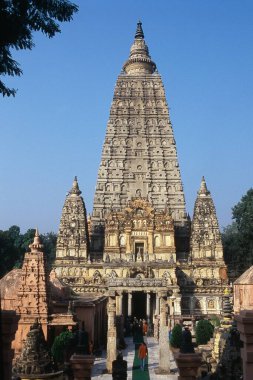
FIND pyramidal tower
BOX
[55,177,89,264]
[190,177,224,263]
[15,229,49,353]
[91,21,188,254]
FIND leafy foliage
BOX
[170,323,183,348]
[0,0,78,96]
[51,330,74,363]
[210,316,220,328]
[0,225,57,278]
[222,188,253,279]
[195,319,214,345]
[41,232,57,268]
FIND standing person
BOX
[138,342,148,371]
[143,320,148,336]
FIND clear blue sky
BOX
[1,0,253,233]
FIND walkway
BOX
[91,337,178,380]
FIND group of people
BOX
[132,317,149,342]
[125,317,149,371]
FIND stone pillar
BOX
[202,296,207,314]
[147,229,153,254]
[190,296,194,315]
[235,310,253,380]
[155,292,170,374]
[153,315,160,341]
[125,229,131,255]
[216,296,221,313]
[169,296,176,329]
[116,292,124,341]
[128,292,132,317]
[156,292,160,315]
[160,294,167,326]
[118,292,123,316]
[174,290,182,316]
[106,292,117,373]
[146,291,150,320]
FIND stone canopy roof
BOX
[234,265,253,285]
[0,268,71,302]
[0,269,21,299]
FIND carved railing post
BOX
[106,292,117,373]
[128,292,132,317]
[155,291,170,374]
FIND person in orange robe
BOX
[138,342,148,370]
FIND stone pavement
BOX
[91,337,178,379]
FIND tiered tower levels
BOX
[53,22,228,319]
[91,22,187,252]
[56,177,89,262]
[190,177,224,263]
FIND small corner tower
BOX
[15,229,49,353]
[190,177,224,263]
[55,177,89,263]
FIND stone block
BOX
[70,354,95,380]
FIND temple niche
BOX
[104,197,176,263]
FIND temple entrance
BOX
[132,291,146,319]
[135,242,144,261]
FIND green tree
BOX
[222,188,253,278]
[41,232,57,268]
[210,316,220,328]
[0,226,57,278]
[51,330,74,364]
[7,225,21,245]
[195,320,214,345]
[0,0,78,96]
[0,228,20,276]
[170,324,183,348]
[233,188,253,246]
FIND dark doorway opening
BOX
[135,242,144,261]
[132,291,146,319]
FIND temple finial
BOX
[69,176,81,196]
[123,20,156,75]
[198,176,209,196]
[29,228,43,252]
[135,20,144,39]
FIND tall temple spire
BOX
[91,22,188,254]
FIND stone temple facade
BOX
[54,22,228,328]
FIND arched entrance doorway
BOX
[132,291,146,319]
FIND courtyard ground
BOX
[91,336,178,379]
